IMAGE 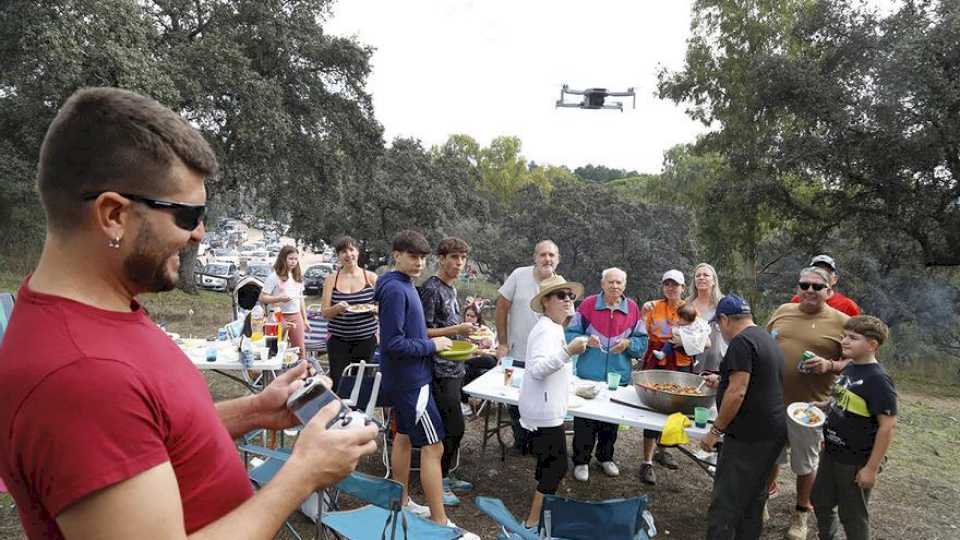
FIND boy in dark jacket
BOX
[375,230,478,539]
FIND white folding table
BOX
[463,366,716,475]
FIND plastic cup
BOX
[607,372,621,390]
[694,407,709,428]
[504,368,514,386]
[501,356,514,369]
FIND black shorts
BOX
[530,425,568,494]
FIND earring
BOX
[108,237,121,249]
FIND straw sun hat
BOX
[529,274,585,314]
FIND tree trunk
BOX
[178,243,200,294]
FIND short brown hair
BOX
[334,235,358,254]
[437,237,470,257]
[677,302,698,323]
[37,87,218,231]
[844,315,889,346]
[392,230,430,255]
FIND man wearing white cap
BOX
[790,255,860,316]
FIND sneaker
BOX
[444,519,480,540]
[442,490,460,506]
[403,498,430,517]
[443,475,474,493]
[600,461,620,477]
[654,449,679,470]
[460,402,473,416]
[574,464,589,482]
[785,510,809,540]
[639,463,656,485]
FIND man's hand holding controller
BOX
[287,399,378,489]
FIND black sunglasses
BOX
[548,290,577,301]
[83,192,206,231]
[798,281,828,292]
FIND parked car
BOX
[246,262,272,281]
[303,263,335,296]
[196,262,240,292]
[211,248,240,266]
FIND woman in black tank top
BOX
[320,236,379,391]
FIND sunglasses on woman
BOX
[548,290,577,301]
[83,191,206,231]
[797,281,828,292]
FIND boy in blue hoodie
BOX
[375,230,478,539]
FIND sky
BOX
[325,0,703,175]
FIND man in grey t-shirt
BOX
[495,240,561,452]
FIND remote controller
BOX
[286,377,380,431]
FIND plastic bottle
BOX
[251,305,265,341]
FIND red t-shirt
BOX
[0,280,253,538]
[789,290,861,317]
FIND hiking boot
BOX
[443,475,474,493]
[654,449,679,470]
[574,464,589,482]
[785,510,809,540]
[600,461,620,477]
[639,463,656,485]
[442,490,460,506]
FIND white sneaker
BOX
[445,519,480,540]
[600,461,620,477]
[460,402,473,416]
[404,498,430,517]
[574,464,589,482]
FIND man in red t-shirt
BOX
[0,88,377,540]
[790,255,860,316]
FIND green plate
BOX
[439,340,475,360]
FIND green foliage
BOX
[0,0,383,289]
[574,164,640,183]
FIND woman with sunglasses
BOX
[260,245,308,359]
[636,269,689,485]
[516,276,587,532]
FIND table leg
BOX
[495,403,507,461]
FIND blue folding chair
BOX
[320,472,462,540]
[476,494,656,540]
[0,291,14,343]
[240,443,306,539]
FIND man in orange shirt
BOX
[790,255,860,316]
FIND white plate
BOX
[787,402,825,428]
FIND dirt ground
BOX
[2,371,957,539]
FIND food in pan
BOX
[640,382,705,396]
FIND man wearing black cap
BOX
[701,295,787,540]
[790,255,860,317]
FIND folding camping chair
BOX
[475,494,656,540]
[320,472,461,540]
[239,443,305,539]
[304,305,329,373]
[335,362,393,477]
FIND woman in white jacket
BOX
[518,275,587,531]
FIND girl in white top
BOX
[260,245,308,359]
[687,262,726,372]
[517,276,588,531]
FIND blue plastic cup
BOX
[501,356,514,369]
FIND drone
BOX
[555,84,636,111]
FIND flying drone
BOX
[555,84,636,111]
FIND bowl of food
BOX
[631,370,716,415]
[575,382,601,400]
[787,402,825,428]
[438,340,476,361]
